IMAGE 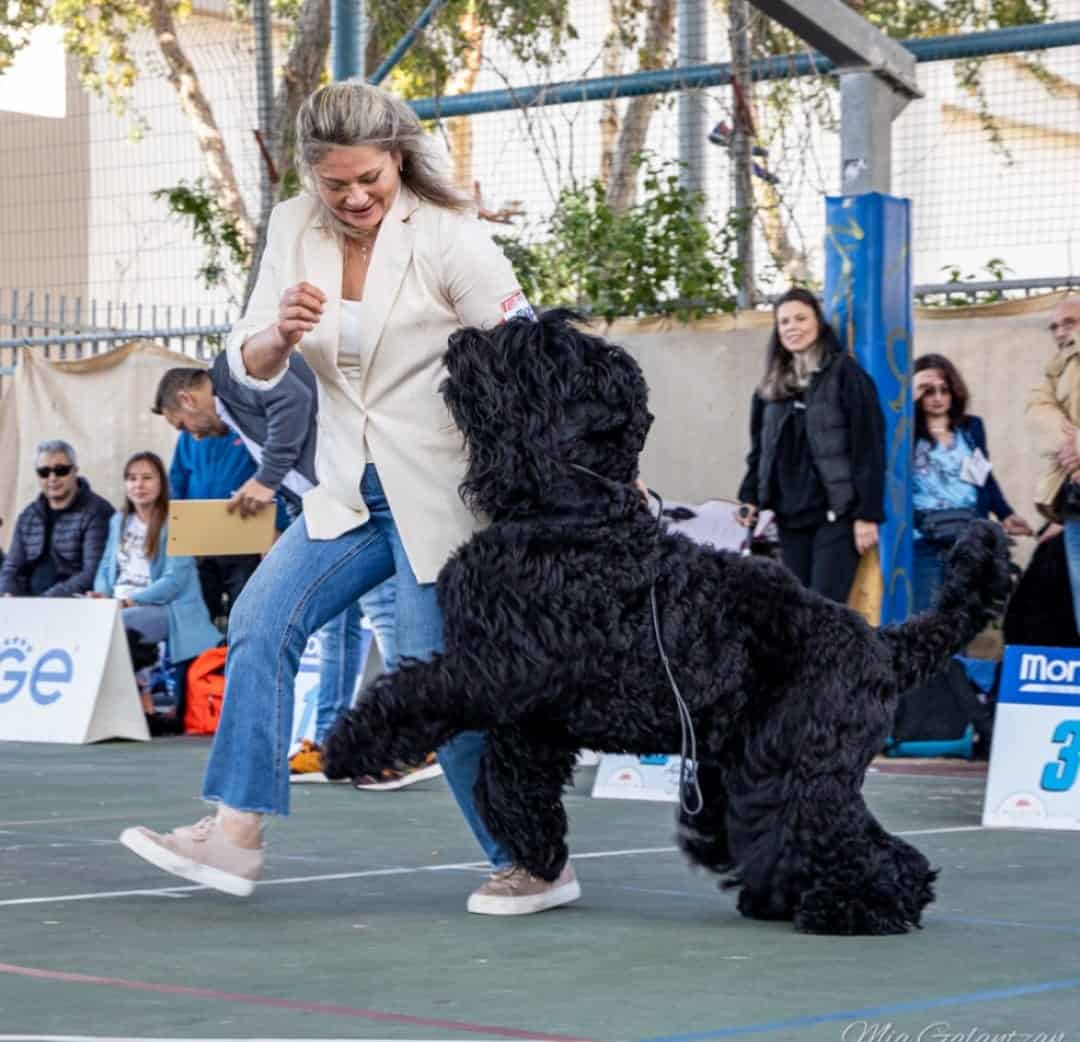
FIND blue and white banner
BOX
[0,597,148,743]
[983,645,1080,830]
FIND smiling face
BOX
[124,459,162,512]
[1050,298,1080,352]
[312,145,402,234]
[775,300,821,354]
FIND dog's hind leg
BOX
[474,724,578,882]
[792,798,937,935]
[676,760,734,874]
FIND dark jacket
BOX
[0,477,114,596]
[210,351,318,505]
[913,414,1015,522]
[738,349,886,523]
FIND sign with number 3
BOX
[983,645,1080,830]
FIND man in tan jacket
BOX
[1026,295,1080,632]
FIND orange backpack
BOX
[184,645,228,735]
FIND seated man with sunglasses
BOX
[0,439,114,598]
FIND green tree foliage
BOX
[500,155,741,321]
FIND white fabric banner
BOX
[0,597,149,743]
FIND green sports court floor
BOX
[0,738,1077,1042]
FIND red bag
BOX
[184,646,227,735]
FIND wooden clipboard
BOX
[167,499,275,556]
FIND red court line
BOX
[0,962,600,1042]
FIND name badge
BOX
[961,447,992,487]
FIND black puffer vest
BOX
[756,350,855,519]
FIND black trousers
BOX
[777,518,860,604]
[197,554,261,621]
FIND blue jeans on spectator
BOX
[315,581,397,745]
[1064,520,1080,636]
[912,539,946,614]
[202,464,510,869]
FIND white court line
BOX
[0,1037,489,1042]
[0,815,147,828]
[0,829,984,909]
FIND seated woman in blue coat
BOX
[912,353,1033,612]
[91,452,221,689]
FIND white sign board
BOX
[0,598,149,743]
[288,623,378,755]
[592,754,687,803]
[983,645,1080,831]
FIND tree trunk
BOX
[272,0,332,195]
[445,3,486,190]
[599,0,625,186]
[607,0,676,213]
[753,176,811,282]
[146,0,255,249]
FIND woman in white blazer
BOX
[120,82,580,916]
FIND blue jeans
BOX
[315,581,397,744]
[1064,520,1080,636]
[912,539,946,614]
[202,465,510,869]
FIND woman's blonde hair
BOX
[296,81,470,240]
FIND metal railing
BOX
[912,275,1080,307]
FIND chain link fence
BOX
[1,0,1078,376]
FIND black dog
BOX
[325,311,1010,935]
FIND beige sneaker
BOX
[119,816,263,897]
[467,861,581,916]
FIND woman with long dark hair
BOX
[91,451,220,682]
[912,353,1031,611]
[736,287,886,603]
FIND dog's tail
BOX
[879,519,1011,693]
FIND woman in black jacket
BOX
[737,287,885,603]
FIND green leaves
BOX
[153,179,251,297]
[499,153,740,321]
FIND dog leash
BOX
[569,463,704,817]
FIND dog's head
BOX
[441,310,653,517]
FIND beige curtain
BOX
[0,341,199,552]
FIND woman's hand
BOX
[1040,522,1064,544]
[912,371,935,401]
[1002,514,1033,537]
[853,520,879,555]
[276,281,327,349]
[735,503,758,528]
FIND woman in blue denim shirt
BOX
[912,354,1031,611]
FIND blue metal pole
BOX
[369,0,450,86]
[824,194,914,625]
[410,20,1080,119]
[332,0,362,81]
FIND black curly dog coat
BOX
[326,311,1011,935]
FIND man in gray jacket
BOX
[155,352,318,519]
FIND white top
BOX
[114,514,152,601]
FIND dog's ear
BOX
[442,319,562,517]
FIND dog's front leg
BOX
[322,654,484,781]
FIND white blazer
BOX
[226,188,523,583]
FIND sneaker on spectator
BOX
[118,816,263,897]
[467,861,581,915]
[289,739,329,783]
[352,751,443,791]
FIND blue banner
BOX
[1000,645,1080,707]
[824,193,914,624]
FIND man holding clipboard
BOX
[152,356,400,782]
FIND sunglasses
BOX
[36,464,74,479]
[1049,318,1077,334]
[919,384,951,397]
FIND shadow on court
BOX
[0,738,1076,1042]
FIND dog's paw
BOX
[322,709,384,781]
